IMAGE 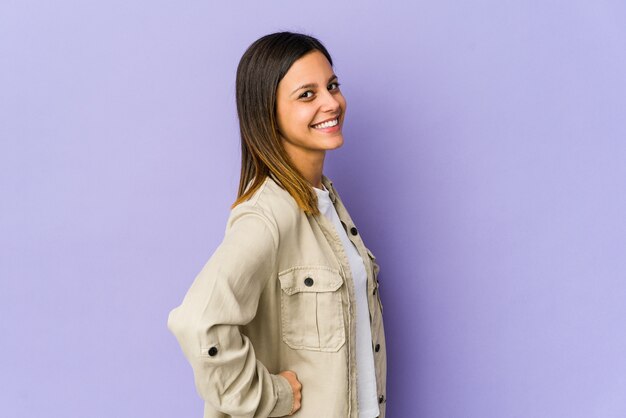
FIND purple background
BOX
[2,1,626,417]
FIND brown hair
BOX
[231,31,334,216]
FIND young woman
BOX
[168,31,387,418]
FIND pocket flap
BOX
[278,266,343,295]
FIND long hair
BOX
[231,31,334,216]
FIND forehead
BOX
[280,51,333,85]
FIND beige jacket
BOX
[167,174,387,418]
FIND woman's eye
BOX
[328,82,341,90]
[300,91,314,99]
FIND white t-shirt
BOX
[314,183,380,418]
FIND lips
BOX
[311,117,339,129]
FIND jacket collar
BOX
[321,174,337,204]
[268,172,337,204]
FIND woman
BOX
[168,31,387,418]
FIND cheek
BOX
[276,102,315,137]
[338,94,347,111]
[297,109,314,128]
[285,108,313,133]
[276,104,292,133]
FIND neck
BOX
[282,140,325,189]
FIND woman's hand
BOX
[278,370,302,415]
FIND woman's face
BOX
[275,50,347,157]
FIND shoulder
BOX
[227,175,304,243]
[237,175,302,219]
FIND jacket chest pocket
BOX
[278,266,346,352]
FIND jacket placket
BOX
[321,177,386,418]
[310,208,359,418]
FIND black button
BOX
[350,227,358,235]
[208,347,218,356]
[304,277,314,287]
[375,343,380,352]
[378,395,385,404]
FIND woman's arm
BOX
[167,205,294,417]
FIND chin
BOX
[324,135,344,150]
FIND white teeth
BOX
[312,118,338,129]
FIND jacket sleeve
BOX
[167,205,293,417]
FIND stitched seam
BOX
[278,265,339,276]
[279,285,346,352]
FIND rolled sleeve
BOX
[269,374,294,417]
[168,204,288,417]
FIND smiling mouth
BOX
[311,118,339,129]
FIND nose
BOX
[319,89,341,113]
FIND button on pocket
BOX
[278,266,346,352]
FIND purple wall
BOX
[2,1,626,417]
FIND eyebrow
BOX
[290,74,339,97]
